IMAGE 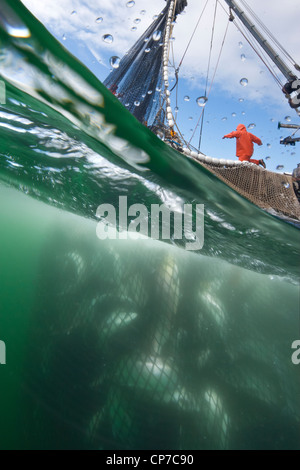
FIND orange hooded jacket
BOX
[223,124,262,160]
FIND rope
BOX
[217,0,283,89]
[188,7,230,147]
[234,20,284,89]
[177,0,210,71]
[198,0,218,151]
[239,0,299,70]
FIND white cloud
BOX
[21,0,299,107]
[20,0,300,171]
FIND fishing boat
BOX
[104,0,300,223]
[0,0,299,451]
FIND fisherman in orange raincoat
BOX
[223,124,266,168]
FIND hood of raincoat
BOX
[237,124,247,132]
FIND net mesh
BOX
[195,158,300,222]
[26,230,300,450]
[103,0,300,223]
[104,1,187,127]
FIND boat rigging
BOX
[223,0,300,146]
[103,0,300,224]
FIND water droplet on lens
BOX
[283,182,290,189]
[197,96,208,107]
[134,18,141,24]
[156,130,164,140]
[232,112,237,117]
[239,98,244,103]
[267,143,271,148]
[184,96,190,102]
[240,78,248,87]
[285,116,291,122]
[222,117,227,121]
[110,56,120,69]
[153,30,162,41]
[127,1,135,7]
[248,123,256,130]
[239,41,243,48]
[63,34,67,41]
[241,54,246,61]
[148,90,153,94]
[145,48,151,53]
[131,27,137,31]
[134,101,140,107]
[266,156,271,160]
[140,10,146,15]
[276,165,284,171]
[102,34,113,44]
[96,17,103,24]
[71,11,77,15]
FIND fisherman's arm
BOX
[251,134,263,146]
[223,131,239,139]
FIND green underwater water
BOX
[0,0,299,450]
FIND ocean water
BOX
[0,0,299,450]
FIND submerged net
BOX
[26,228,300,450]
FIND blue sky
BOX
[22,0,300,173]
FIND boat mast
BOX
[223,0,300,111]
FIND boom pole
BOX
[223,0,300,111]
